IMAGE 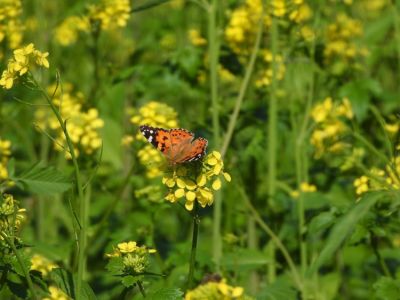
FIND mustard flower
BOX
[185,277,250,300]
[54,16,90,46]
[130,101,179,178]
[162,151,231,211]
[0,138,11,181]
[255,49,286,87]
[35,84,104,159]
[30,254,58,277]
[88,0,131,31]
[188,29,207,46]
[106,241,156,276]
[310,97,353,159]
[43,286,71,300]
[0,43,49,89]
[0,0,24,51]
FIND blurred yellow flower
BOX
[188,29,207,46]
[185,278,248,300]
[43,286,71,300]
[30,254,57,277]
[88,0,131,31]
[54,16,89,46]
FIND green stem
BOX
[137,280,146,298]
[238,188,303,291]
[369,231,392,277]
[220,11,264,157]
[208,0,222,271]
[32,74,86,300]
[391,0,400,77]
[267,14,279,283]
[0,233,38,300]
[187,204,200,289]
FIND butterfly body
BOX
[139,125,208,165]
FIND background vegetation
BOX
[1,0,400,299]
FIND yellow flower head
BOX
[0,43,49,89]
[30,254,58,277]
[185,277,247,300]
[88,0,131,31]
[0,194,26,238]
[162,151,231,211]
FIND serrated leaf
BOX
[12,163,72,195]
[148,287,184,300]
[121,275,136,288]
[307,192,382,276]
[106,257,124,276]
[10,252,31,277]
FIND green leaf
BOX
[6,279,28,299]
[373,277,400,300]
[258,278,297,300]
[106,257,124,276]
[12,163,72,195]
[121,275,136,288]
[132,0,171,12]
[307,192,382,276]
[10,252,31,277]
[221,249,270,271]
[80,281,97,300]
[147,287,184,300]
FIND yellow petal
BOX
[196,174,207,186]
[186,191,196,201]
[184,179,197,190]
[174,188,185,198]
[212,151,221,159]
[185,201,194,211]
[176,178,186,188]
[212,178,222,190]
[207,157,218,165]
[223,172,231,182]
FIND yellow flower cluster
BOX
[106,241,156,274]
[54,0,130,46]
[225,0,270,56]
[163,151,231,211]
[0,0,23,54]
[130,101,179,177]
[354,157,400,196]
[30,254,58,276]
[291,182,317,198]
[88,0,131,31]
[43,286,71,300]
[0,194,26,237]
[35,84,104,159]
[185,278,248,300]
[0,138,11,181]
[0,43,49,89]
[54,16,90,46]
[324,13,368,71]
[310,97,353,159]
[255,50,286,87]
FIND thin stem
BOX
[187,203,200,289]
[267,14,279,283]
[0,233,38,300]
[220,11,264,157]
[238,188,303,291]
[208,0,222,271]
[31,74,86,300]
[137,280,146,298]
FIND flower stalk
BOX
[187,202,200,289]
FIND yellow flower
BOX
[185,278,248,300]
[0,43,50,89]
[54,16,90,46]
[162,151,230,211]
[188,29,207,46]
[43,286,71,300]
[88,0,131,31]
[118,241,138,253]
[0,194,26,238]
[30,254,57,277]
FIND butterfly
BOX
[139,125,208,165]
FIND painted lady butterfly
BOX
[139,125,208,165]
